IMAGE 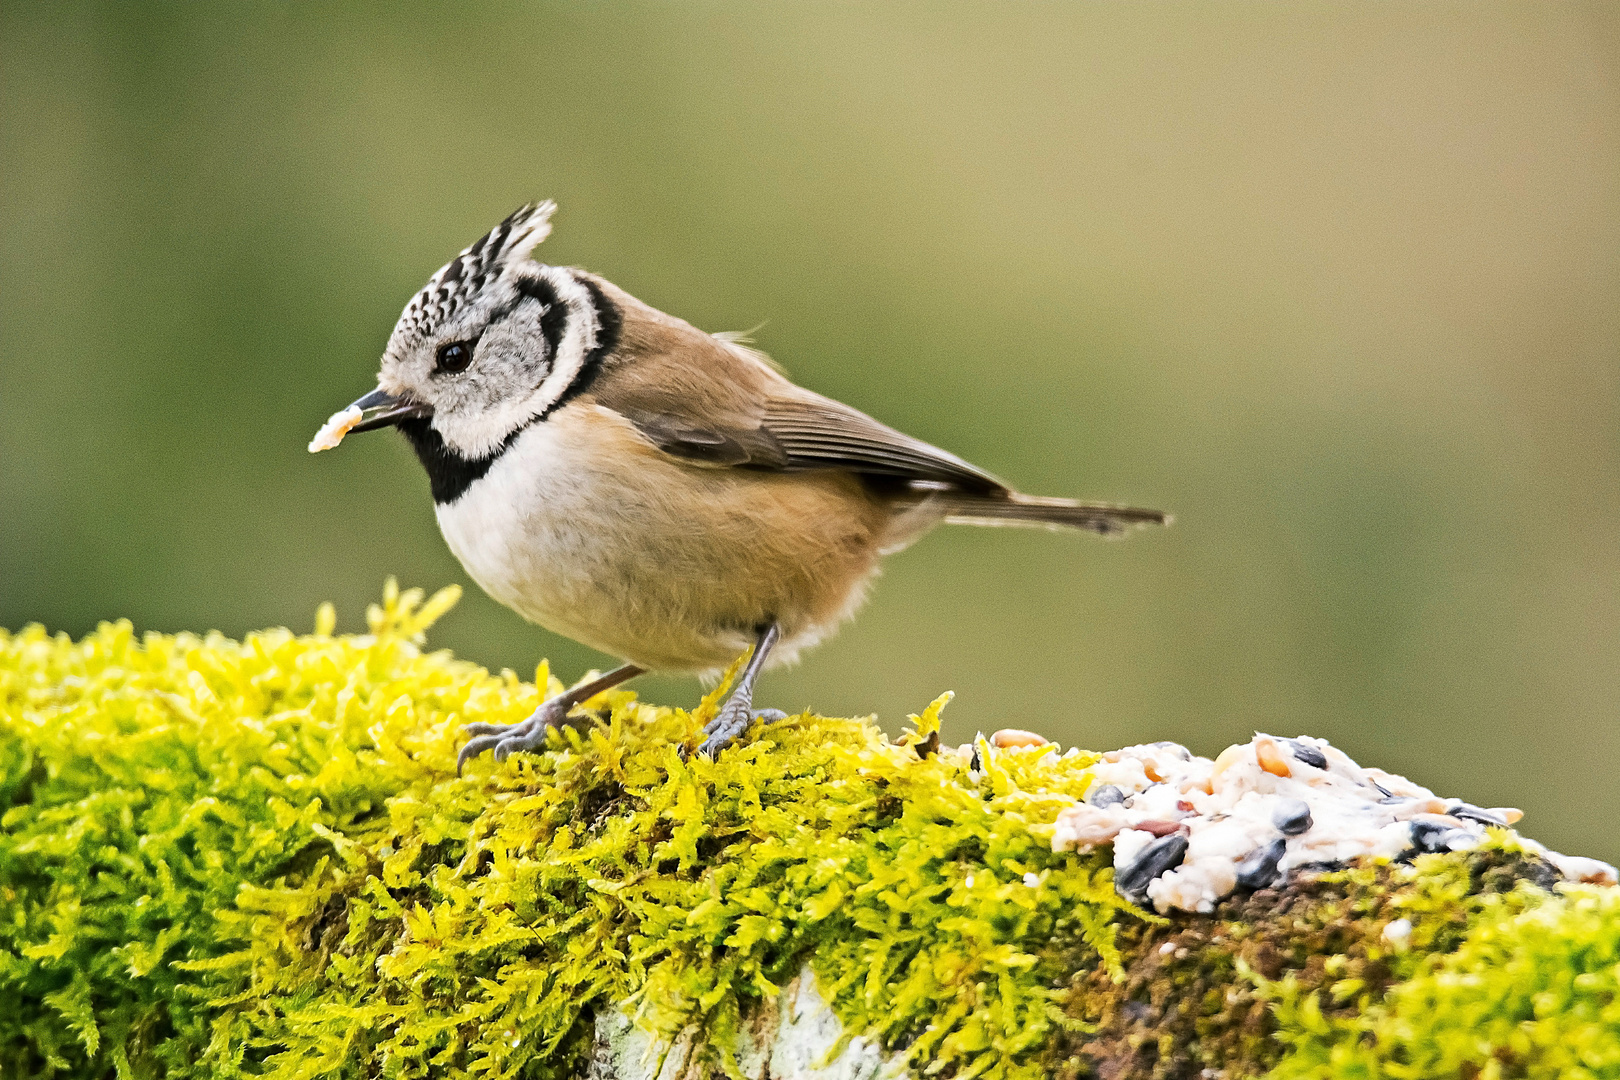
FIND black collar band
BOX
[396,418,523,504]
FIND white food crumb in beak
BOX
[308,405,364,453]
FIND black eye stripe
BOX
[541,274,619,419]
[517,277,569,358]
[514,275,559,308]
[431,275,566,380]
[481,276,555,327]
[538,299,568,358]
[475,275,569,362]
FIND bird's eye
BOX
[435,340,475,375]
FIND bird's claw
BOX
[696,705,789,759]
[462,720,518,736]
[457,699,571,774]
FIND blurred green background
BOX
[3,4,1617,857]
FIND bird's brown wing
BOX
[612,389,1005,493]
[609,405,788,468]
[756,394,1007,492]
[753,398,1167,533]
[578,274,1167,534]
[614,392,1166,534]
[579,283,1005,488]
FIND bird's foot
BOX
[458,697,572,774]
[697,704,789,758]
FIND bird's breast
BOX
[432,403,891,673]
[433,415,604,629]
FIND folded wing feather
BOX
[612,389,1165,536]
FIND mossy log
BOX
[2,585,1618,1080]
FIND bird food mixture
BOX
[1046,732,1617,913]
[307,404,363,453]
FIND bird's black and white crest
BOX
[394,201,556,346]
[377,202,618,468]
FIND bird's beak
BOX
[308,387,432,453]
[347,387,432,433]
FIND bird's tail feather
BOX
[941,492,1169,536]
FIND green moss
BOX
[1263,853,1620,1080]
[4,585,1619,1079]
[1050,845,1572,1079]
[0,584,1132,1079]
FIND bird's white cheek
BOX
[432,407,528,462]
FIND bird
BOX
[310,202,1166,771]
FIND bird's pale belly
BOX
[433,404,889,674]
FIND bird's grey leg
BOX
[698,623,783,758]
[458,663,645,774]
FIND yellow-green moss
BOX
[3,585,1619,1080]
[1051,841,1595,1079]
[0,584,1130,1080]
[1262,850,1620,1080]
